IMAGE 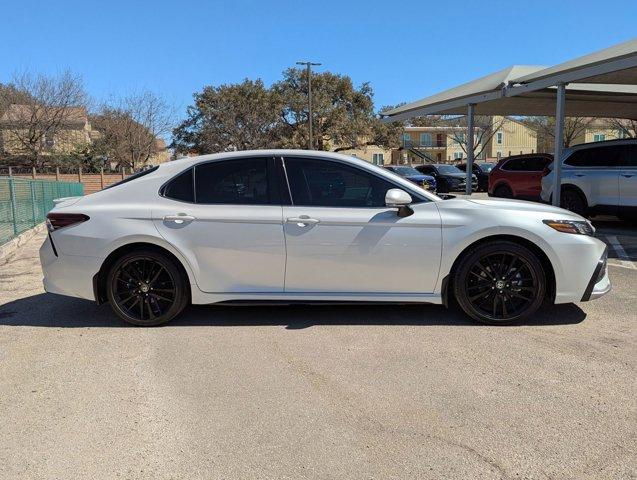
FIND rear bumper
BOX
[39,235,100,301]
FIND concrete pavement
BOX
[0,231,635,479]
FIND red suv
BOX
[488,154,553,200]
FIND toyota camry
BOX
[40,150,611,326]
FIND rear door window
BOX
[195,158,271,205]
[565,146,623,167]
[620,145,637,167]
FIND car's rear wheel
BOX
[560,188,587,216]
[453,241,546,325]
[106,249,189,326]
[493,184,513,198]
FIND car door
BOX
[518,156,550,198]
[619,144,637,209]
[280,156,442,294]
[563,145,621,209]
[152,157,286,293]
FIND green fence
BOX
[0,177,84,246]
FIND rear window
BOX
[103,166,159,190]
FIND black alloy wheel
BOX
[106,249,188,326]
[493,184,513,198]
[560,189,587,216]
[453,241,546,325]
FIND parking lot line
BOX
[606,235,637,270]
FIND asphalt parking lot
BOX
[0,227,635,479]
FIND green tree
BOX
[173,79,283,154]
[273,68,398,151]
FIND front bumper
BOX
[581,247,611,301]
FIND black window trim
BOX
[159,156,279,206]
[278,155,429,208]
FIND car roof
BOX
[568,138,637,151]
[152,150,439,202]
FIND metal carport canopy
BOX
[380,38,637,199]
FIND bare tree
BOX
[604,118,637,138]
[447,115,507,159]
[522,116,594,151]
[0,71,87,166]
[93,91,174,170]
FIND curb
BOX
[0,223,46,265]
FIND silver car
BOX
[541,139,637,218]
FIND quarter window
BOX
[163,168,194,202]
[284,157,406,208]
[195,158,270,204]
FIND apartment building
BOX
[393,116,537,164]
[0,105,93,156]
[0,104,170,166]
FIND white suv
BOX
[541,139,637,218]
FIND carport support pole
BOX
[465,103,475,195]
[552,83,567,207]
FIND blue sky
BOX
[1,0,636,119]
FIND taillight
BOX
[46,213,90,232]
[541,166,551,177]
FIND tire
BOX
[560,188,587,216]
[106,249,189,326]
[452,241,546,325]
[493,184,513,198]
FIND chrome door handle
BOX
[574,173,586,177]
[286,216,320,227]
[621,174,634,178]
[163,214,196,224]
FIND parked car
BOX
[384,165,437,191]
[456,162,495,192]
[489,154,553,201]
[41,150,610,327]
[541,139,637,217]
[415,164,478,193]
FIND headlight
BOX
[543,219,595,235]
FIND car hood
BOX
[462,197,584,218]
[405,174,435,182]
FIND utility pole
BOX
[296,61,321,149]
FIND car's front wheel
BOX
[106,249,189,326]
[453,241,546,325]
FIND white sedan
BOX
[40,150,611,326]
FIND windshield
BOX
[392,166,422,176]
[436,165,463,174]
[479,163,495,172]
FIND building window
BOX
[593,133,606,142]
[419,133,432,147]
[453,152,463,160]
[496,131,503,145]
[372,153,384,165]
[454,133,465,145]
[402,133,412,148]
